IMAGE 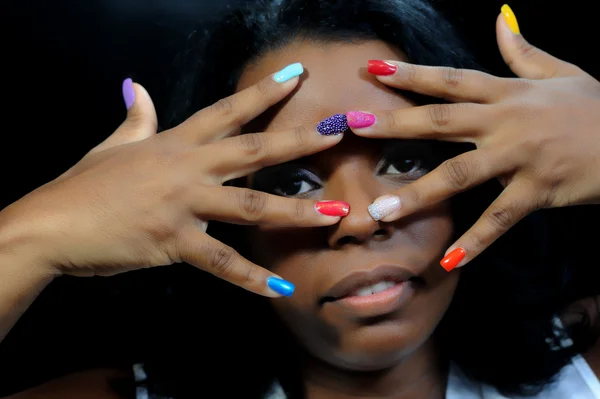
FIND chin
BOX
[314,320,429,371]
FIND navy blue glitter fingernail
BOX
[317,114,348,136]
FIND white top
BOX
[134,355,600,399]
[133,319,600,399]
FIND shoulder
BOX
[5,368,133,399]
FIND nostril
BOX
[336,236,355,246]
[373,229,388,237]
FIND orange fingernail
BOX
[440,248,466,272]
[501,4,520,35]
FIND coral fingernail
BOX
[346,111,376,129]
[368,60,397,76]
[316,201,350,217]
[368,195,401,221]
[440,248,466,272]
[317,114,348,136]
[267,277,295,297]
[501,4,520,35]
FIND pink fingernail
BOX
[346,111,376,129]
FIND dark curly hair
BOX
[139,0,590,397]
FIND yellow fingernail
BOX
[501,4,520,35]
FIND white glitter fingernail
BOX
[368,196,401,221]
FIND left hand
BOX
[346,5,600,270]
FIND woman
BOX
[2,0,600,398]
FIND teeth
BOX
[352,281,396,297]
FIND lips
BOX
[320,264,417,304]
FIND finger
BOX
[174,63,304,144]
[178,228,295,298]
[346,103,493,141]
[90,79,158,154]
[208,119,344,182]
[196,187,349,226]
[367,147,512,222]
[439,180,537,271]
[367,60,504,103]
[496,6,583,79]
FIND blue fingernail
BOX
[267,277,295,297]
[272,63,304,83]
[317,113,348,136]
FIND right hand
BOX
[0,70,345,297]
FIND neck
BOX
[301,341,447,399]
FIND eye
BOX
[251,166,322,198]
[381,158,422,175]
[377,142,433,180]
[273,174,320,197]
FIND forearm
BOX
[0,209,57,343]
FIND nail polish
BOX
[267,277,295,297]
[368,60,397,76]
[122,78,135,110]
[368,196,401,221]
[317,114,348,136]
[316,201,350,217]
[440,248,466,272]
[501,4,520,35]
[346,111,376,129]
[272,63,304,83]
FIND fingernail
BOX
[316,201,350,217]
[346,111,376,129]
[368,60,397,76]
[368,195,401,221]
[501,4,520,35]
[272,63,304,83]
[317,114,348,136]
[267,277,295,297]
[122,78,135,110]
[440,248,466,272]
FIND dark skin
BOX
[239,40,458,399]
[5,39,600,399]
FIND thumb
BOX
[496,4,581,80]
[90,78,158,154]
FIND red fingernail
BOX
[440,248,466,272]
[316,201,350,217]
[368,60,397,76]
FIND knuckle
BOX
[404,63,418,84]
[255,76,273,97]
[484,206,514,232]
[210,245,238,277]
[440,67,463,89]
[239,189,268,221]
[385,112,399,131]
[293,126,307,149]
[516,39,538,61]
[441,157,470,190]
[294,199,306,221]
[212,96,235,117]
[428,104,453,130]
[237,133,268,157]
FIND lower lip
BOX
[333,282,413,317]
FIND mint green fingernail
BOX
[272,63,304,83]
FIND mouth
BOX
[319,265,422,317]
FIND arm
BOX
[0,208,56,343]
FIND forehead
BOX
[236,40,414,131]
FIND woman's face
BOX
[237,40,459,371]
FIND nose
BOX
[326,166,395,249]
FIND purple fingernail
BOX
[122,78,135,110]
[317,114,348,136]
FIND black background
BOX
[1,0,598,395]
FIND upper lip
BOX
[320,264,417,304]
